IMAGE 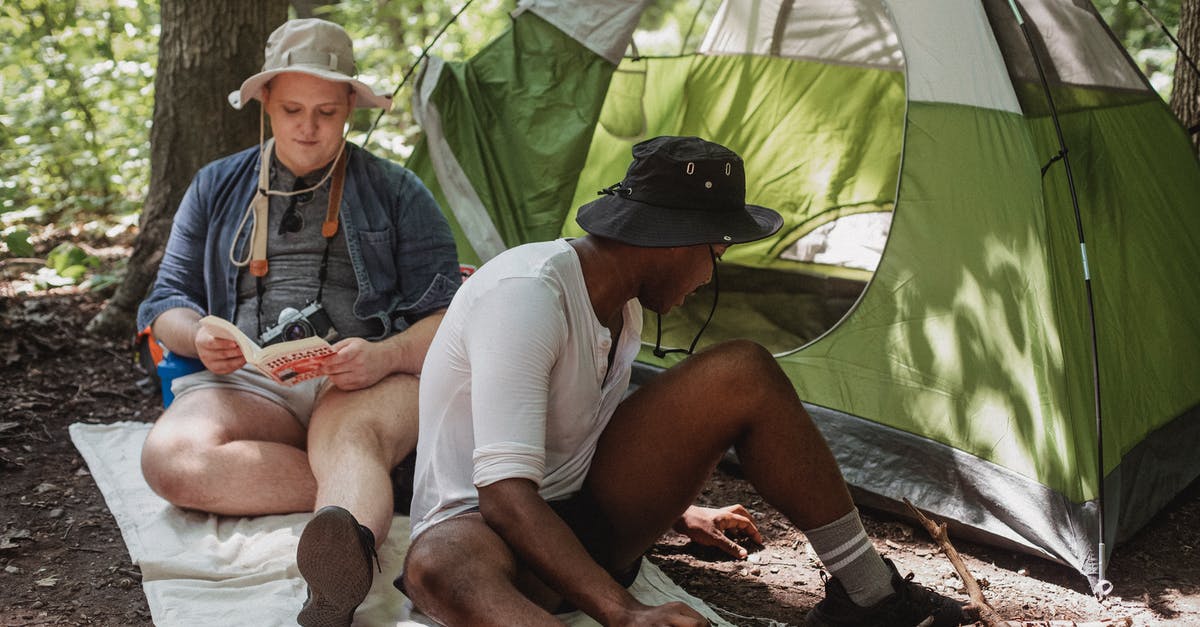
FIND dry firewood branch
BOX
[900,499,1133,627]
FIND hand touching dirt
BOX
[673,504,764,559]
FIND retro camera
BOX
[260,301,339,346]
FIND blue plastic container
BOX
[157,352,206,408]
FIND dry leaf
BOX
[0,528,32,550]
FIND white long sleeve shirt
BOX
[410,239,642,538]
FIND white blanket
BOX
[69,421,731,627]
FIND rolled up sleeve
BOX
[465,278,566,488]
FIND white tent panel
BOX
[1018,0,1147,91]
[886,0,1021,113]
[700,0,904,71]
[515,0,651,64]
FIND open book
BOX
[199,316,335,386]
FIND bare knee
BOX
[699,339,791,396]
[140,420,223,507]
[311,373,420,466]
[402,520,539,626]
[403,532,496,622]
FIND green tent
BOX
[407,0,1200,591]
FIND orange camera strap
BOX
[249,143,347,277]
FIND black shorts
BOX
[546,489,641,590]
[396,488,641,612]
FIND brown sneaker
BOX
[296,506,379,627]
[804,558,971,627]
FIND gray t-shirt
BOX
[233,156,381,344]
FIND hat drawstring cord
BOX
[653,246,720,358]
[229,106,348,271]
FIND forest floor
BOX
[0,283,1198,625]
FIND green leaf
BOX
[3,229,34,257]
[46,242,93,274]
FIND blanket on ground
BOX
[69,421,731,626]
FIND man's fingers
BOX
[700,528,747,559]
[718,512,764,543]
[725,504,752,518]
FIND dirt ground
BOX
[1,287,1198,626]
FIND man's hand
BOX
[617,601,712,626]
[673,504,763,559]
[193,325,245,374]
[320,337,393,390]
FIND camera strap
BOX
[252,147,348,339]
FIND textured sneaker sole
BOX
[296,507,373,627]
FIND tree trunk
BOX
[88,0,289,337]
[1171,0,1200,155]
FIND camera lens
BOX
[283,320,314,341]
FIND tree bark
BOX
[1171,0,1200,155]
[88,0,288,337]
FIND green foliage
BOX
[315,0,516,162]
[1097,0,1180,97]
[4,229,35,258]
[0,0,158,228]
[47,241,100,278]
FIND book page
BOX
[198,316,262,362]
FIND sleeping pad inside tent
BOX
[405,0,1200,591]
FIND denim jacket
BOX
[137,143,460,339]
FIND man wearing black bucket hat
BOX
[400,136,969,626]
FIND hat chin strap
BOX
[229,106,347,276]
[653,246,720,358]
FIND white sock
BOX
[804,508,894,607]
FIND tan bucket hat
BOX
[227,18,392,111]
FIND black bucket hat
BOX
[576,136,783,247]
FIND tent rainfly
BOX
[406,0,1200,593]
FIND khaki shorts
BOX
[169,364,333,427]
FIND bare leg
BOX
[140,388,315,515]
[587,339,854,568]
[402,514,561,627]
[306,373,419,546]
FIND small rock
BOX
[48,508,63,519]
[4,565,20,574]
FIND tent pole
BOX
[1004,0,1112,598]
[362,0,479,146]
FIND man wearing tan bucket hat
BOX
[400,137,970,626]
[136,18,460,626]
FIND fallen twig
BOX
[898,504,1136,627]
[988,614,1128,619]
[903,498,1004,626]
[0,257,47,268]
[70,546,105,553]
